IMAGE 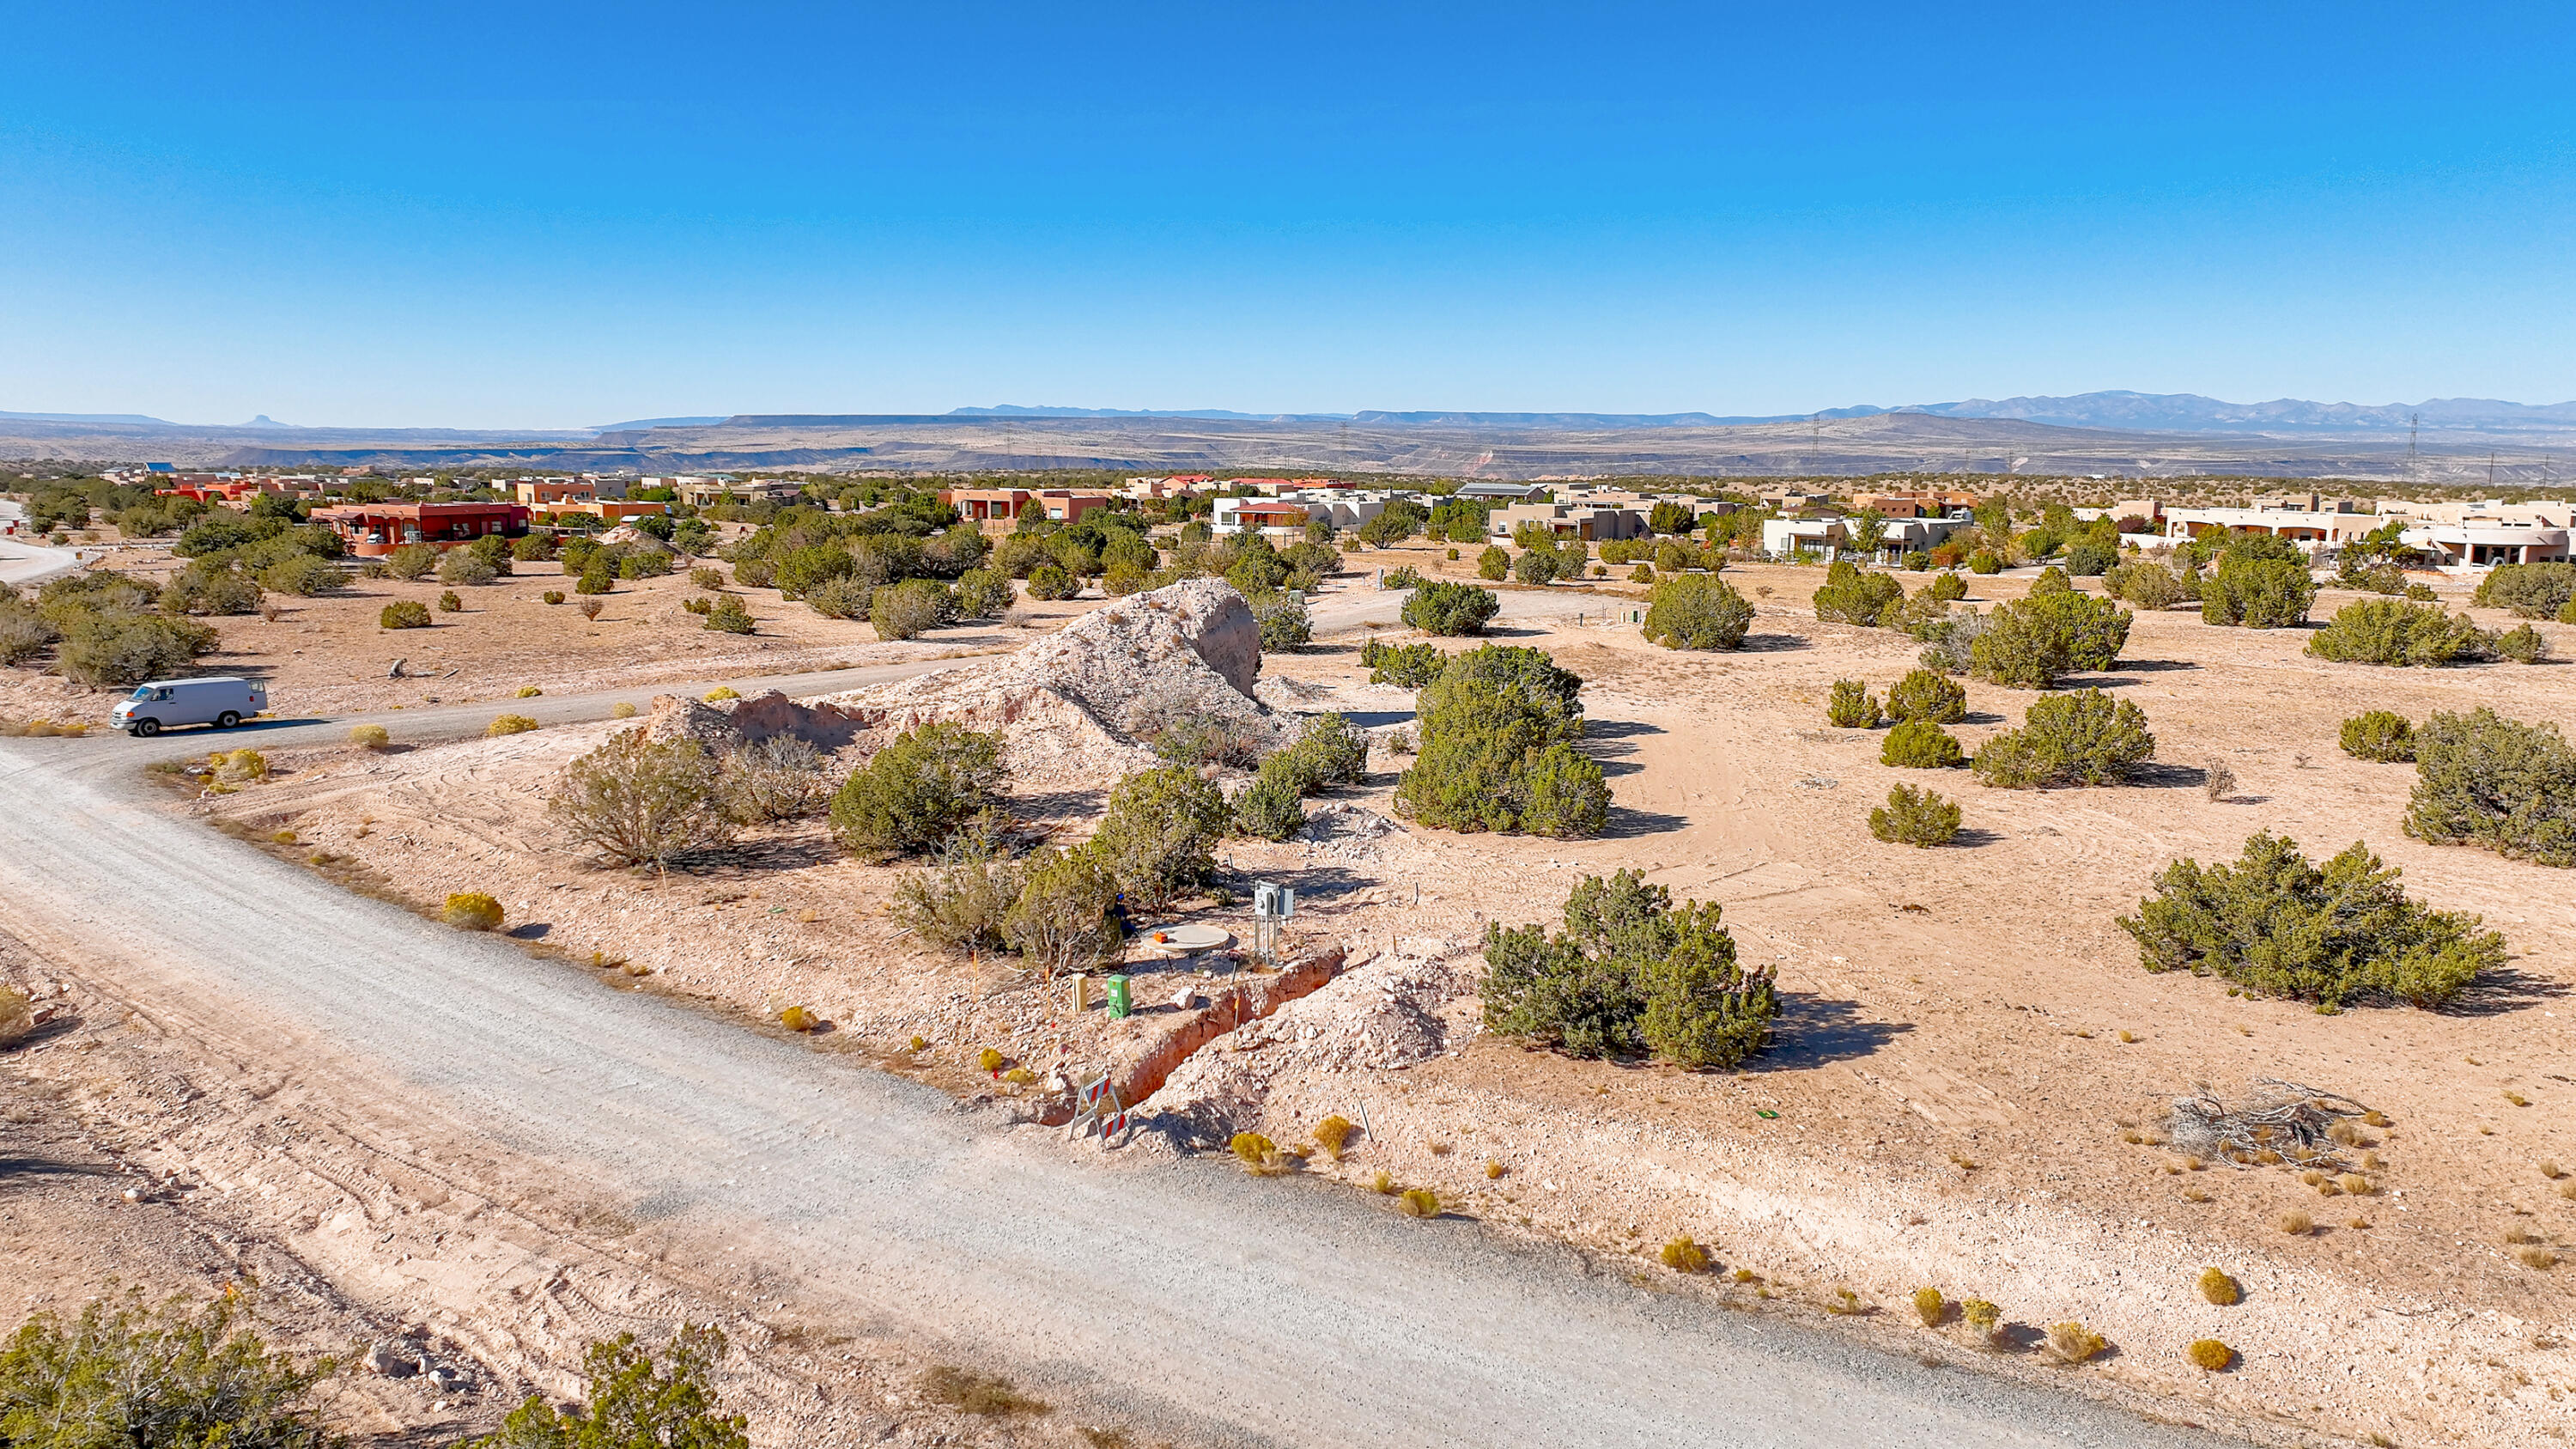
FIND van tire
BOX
[133,719,161,737]
[216,711,240,729]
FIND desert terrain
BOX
[9,534,2576,1446]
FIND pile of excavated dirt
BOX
[639,578,1277,787]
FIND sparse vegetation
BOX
[1000,843,1121,977]
[717,735,832,823]
[486,713,538,737]
[2403,708,2576,866]
[1869,784,1961,846]
[1972,689,2154,788]
[380,600,433,630]
[2045,1321,2105,1364]
[702,594,756,634]
[1312,1114,1356,1159]
[1230,1132,1291,1175]
[1398,1188,1440,1217]
[2120,831,2501,1008]
[1911,1288,1947,1328]
[2198,1267,2241,1306]
[891,840,1023,954]
[919,1364,1049,1419]
[1482,869,1777,1069]
[1400,581,1501,636]
[2201,757,2235,801]
[1661,1237,1710,1273]
[2277,1209,2314,1235]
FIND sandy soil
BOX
[49,542,2576,1444]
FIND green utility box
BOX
[1105,974,1131,1020]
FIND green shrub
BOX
[2063,542,2115,576]
[1001,843,1121,976]
[1825,679,1881,728]
[1642,574,1753,650]
[2102,560,2181,609]
[1628,563,1655,583]
[869,578,951,640]
[437,589,464,613]
[1812,561,1905,625]
[542,589,566,605]
[1869,783,1961,845]
[0,1291,337,1449]
[384,542,440,580]
[1024,563,1077,600]
[1393,646,1604,836]
[1231,764,1309,841]
[1253,597,1311,651]
[1973,689,2154,788]
[1880,719,1963,768]
[617,548,673,580]
[804,575,873,619]
[380,600,433,630]
[1967,550,2002,575]
[437,547,498,586]
[2339,710,2415,762]
[477,1324,747,1449]
[2474,562,2576,618]
[1477,544,1510,580]
[1285,712,1370,786]
[2306,599,2489,666]
[2496,623,2547,663]
[2028,564,2070,596]
[255,554,344,597]
[892,844,1023,954]
[1885,667,1965,723]
[953,567,1013,618]
[512,533,557,562]
[2119,831,2503,1008]
[56,614,220,685]
[1401,581,1501,636]
[1090,764,1230,908]
[828,722,1005,861]
[2200,554,2317,628]
[1380,564,1426,590]
[1969,590,2131,688]
[1482,869,1776,1069]
[574,557,614,594]
[443,891,505,929]
[1923,571,1967,603]
[2403,707,2576,866]
[1362,638,1445,687]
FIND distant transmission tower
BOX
[1808,412,1822,473]
[2490,451,2499,489]
[2406,412,2419,483]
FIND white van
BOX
[112,677,268,737]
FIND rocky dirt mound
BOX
[640,579,1275,787]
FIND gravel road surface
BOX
[0,670,2233,1448]
[0,535,82,588]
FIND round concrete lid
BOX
[1148,924,1234,951]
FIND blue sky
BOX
[3,2,2573,427]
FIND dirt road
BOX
[0,681,2233,1448]
[0,535,82,588]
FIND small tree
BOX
[2202,555,2318,628]
[953,568,1013,618]
[549,730,734,868]
[2119,831,2504,1008]
[1001,844,1121,976]
[1231,764,1309,841]
[1969,590,2131,688]
[1812,561,1904,625]
[1642,575,1753,650]
[1024,564,1078,601]
[1482,870,1776,1069]
[1869,784,1960,845]
[1923,571,1967,603]
[380,600,433,630]
[1402,581,1501,636]
[829,723,1005,861]
[1825,679,1881,728]
[438,548,498,586]
[2472,561,2576,618]
[1880,719,1963,768]
[1253,597,1311,651]
[870,579,952,640]
[703,594,755,634]
[1885,667,1965,723]
[2339,709,2415,762]
[1090,764,1230,907]
[2497,623,2548,663]
[472,1324,747,1449]
[2403,708,2576,867]
[1477,545,1510,580]
[1362,639,1445,687]
[1973,688,2154,788]
[0,1291,337,1449]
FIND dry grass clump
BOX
[2544,1160,2566,1180]
[1826,1289,1868,1317]
[1311,1114,1356,1160]
[515,685,543,697]
[920,1365,1049,1417]
[1484,1160,1505,1179]
[441,892,503,931]
[1911,1288,1947,1328]
[1370,1171,1394,1195]
[1959,1299,2002,1344]
[1230,1133,1291,1176]
[486,713,538,737]
[2337,1172,2372,1196]
[611,701,638,719]
[0,987,32,1045]
[2519,1247,2560,1270]
[213,748,268,783]
[777,1005,818,1032]
[2045,1322,2106,1364]
[1660,1237,1709,1274]
[2198,1268,2241,1306]
[2277,1209,2315,1236]
[1397,1188,1440,1218]
[2187,1338,2236,1372]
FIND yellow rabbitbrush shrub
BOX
[1911,1288,1947,1328]
[2046,1321,2105,1363]
[1398,1188,1440,1217]
[486,714,538,737]
[442,892,503,931]
[1311,1114,1356,1160]
[2198,1267,2241,1306]
[348,723,389,748]
[1660,1237,1709,1273]
[2187,1338,2235,1371]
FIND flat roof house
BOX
[310,502,531,557]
